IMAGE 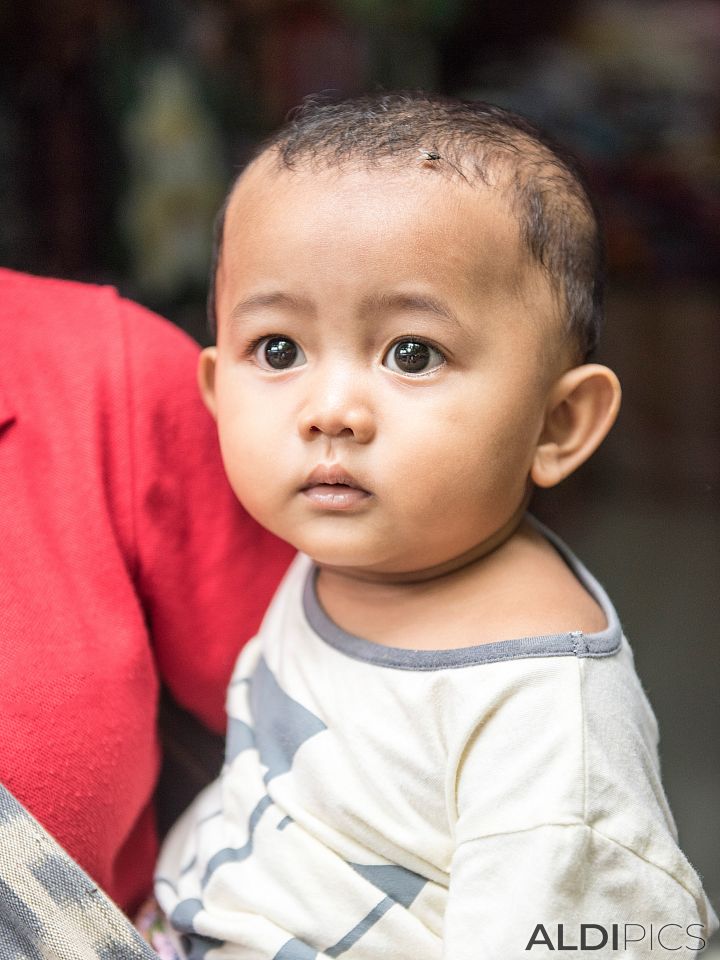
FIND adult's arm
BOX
[0,269,294,911]
[122,290,294,733]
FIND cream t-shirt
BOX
[156,520,718,959]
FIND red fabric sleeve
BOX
[121,301,295,733]
[0,269,293,912]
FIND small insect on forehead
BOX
[418,149,442,162]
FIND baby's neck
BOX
[314,507,608,650]
[314,504,534,650]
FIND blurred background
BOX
[1,0,718,927]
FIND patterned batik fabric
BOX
[0,783,157,960]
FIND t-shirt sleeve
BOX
[442,653,718,960]
[443,824,717,960]
[120,299,295,732]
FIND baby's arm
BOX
[444,824,712,959]
[443,654,717,959]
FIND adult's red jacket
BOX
[0,268,294,913]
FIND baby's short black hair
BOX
[209,92,604,361]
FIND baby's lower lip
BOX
[301,484,372,509]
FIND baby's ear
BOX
[197,347,219,420]
[531,364,621,488]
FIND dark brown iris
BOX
[393,341,431,372]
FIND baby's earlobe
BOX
[531,364,621,488]
[197,347,219,420]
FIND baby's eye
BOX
[382,339,445,376]
[254,336,307,370]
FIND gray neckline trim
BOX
[301,515,622,670]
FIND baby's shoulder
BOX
[446,519,609,646]
[306,520,613,651]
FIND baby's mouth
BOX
[300,465,372,509]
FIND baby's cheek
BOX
[217,423,266,493]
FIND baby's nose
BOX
[297,376,375,444]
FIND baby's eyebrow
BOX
[229,291,313,325]
[227,290,464,331]
[361,292,463,330]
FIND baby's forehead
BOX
[229,146,516,206]
[217,158,570,359]
[210,116,598,361]
[223,153,526,262]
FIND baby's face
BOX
[206,157,569,577]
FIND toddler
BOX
[154,94,717,959]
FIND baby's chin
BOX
[298,522,527,584]
[287,534,431,579]
[294,538,480,584]
[252,507,520,581]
